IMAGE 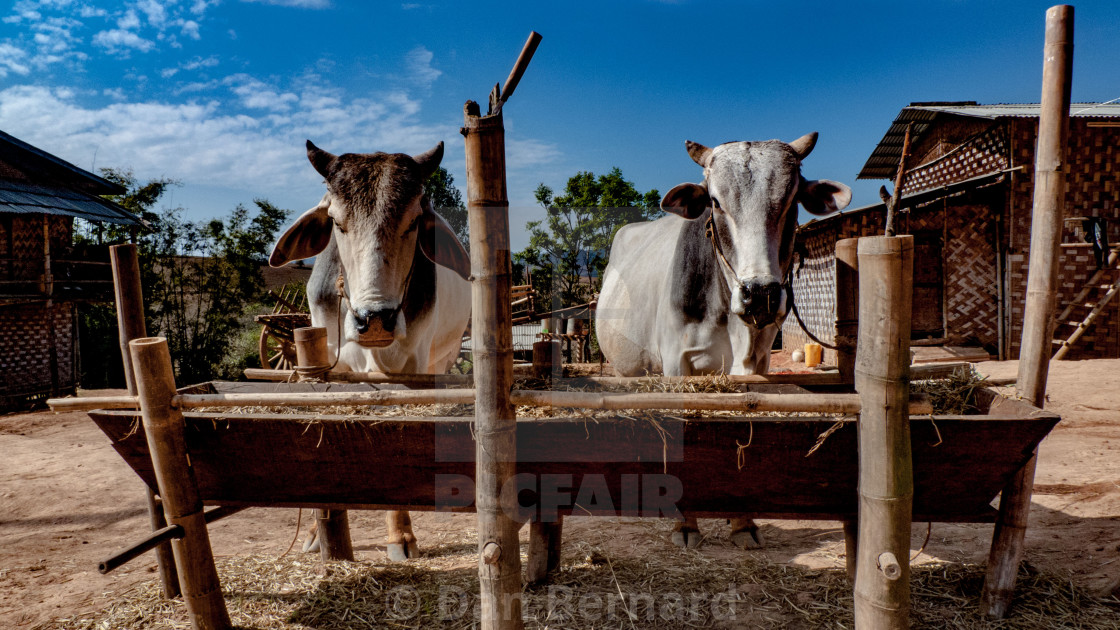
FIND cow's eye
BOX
[331,216,347,234]
[404,216,420,236]
[711,197,721,210]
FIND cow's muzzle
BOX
[352,307,399,347]
[731,281,784,327]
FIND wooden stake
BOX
[130,337,230,630]
[462,32,540,630]
[526,518,563,584]
[293,327,354,561]
[854,235,914,629]
[983,4,1074,618]
[110,244,180,599]
[885,124,913,237]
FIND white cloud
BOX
[0,82,453,205]
[225,74,300,112]
[137,0,169,29]
[180,19,200,39]
[117,8,141,30]
[0,43,31,77]
[93,27,155,54]
[241,0,332,8]
[404,46,441,88]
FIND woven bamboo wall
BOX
[1006,118,1120,359]
[902,124,1010,196]
[785,189,1003,363]
[0,300,76,408]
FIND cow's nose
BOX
[353,308,398,335]
[737,281,783,326]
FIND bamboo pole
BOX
[294,327,354,561]
[48,389,935,415]
[983,5,1073,619]
[854,235,914,629]
[884,124,913,237]
[110,244,180,599]
[835,238,860,384]
[462,33,540,630]
[130,337,231,630]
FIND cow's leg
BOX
[730,517,764,549]
[385,510,419,561]
[671,515,702,549]
[302,519,320,553]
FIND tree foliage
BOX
[87,169,289,384]
[516,168,660,308]
[424,166,469,249]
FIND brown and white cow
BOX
[595,133,850,548]
[269,140,471,560]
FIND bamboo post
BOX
[983,5,1073,619]
[293,326,355,561]
[110,244,180,599]
[461,33,540,630]
[854,235,914,629]
[526,518,563,584]
[884,124,913,237]
[835,237,860,384]
[130,337,230,630]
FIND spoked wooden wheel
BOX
[259,328,297,370]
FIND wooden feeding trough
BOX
[86,381,1055,526]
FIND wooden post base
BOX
[526,517,563,583]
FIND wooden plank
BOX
[88,408,1056,524]
[910,346,991,364]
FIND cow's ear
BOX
[418,202,471,281]
[661,183,711,220]
[798,177,852,216]
[307,140,336,179]
[269,195,332,267]
[413,142,444,180]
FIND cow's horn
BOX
[413,142,444,178]
[307,140,336,178]
[686,141,712,167]
[789,132,818,160]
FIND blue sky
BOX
[1,0,1117,251]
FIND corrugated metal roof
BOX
[0,130,125,195]
[858,102,1120,180]
[0,179,146,226]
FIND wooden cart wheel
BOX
[259,328,297,370]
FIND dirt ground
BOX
[2,357,1118,628]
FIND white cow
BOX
[269,140,471,560]
[595,133,850,548]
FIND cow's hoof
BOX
[302,534,321,554]
[670,530,702,549]
[731,528,764,549]
[386,542,419,561]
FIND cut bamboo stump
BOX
[295,327,354,562]
[110,244,180,599]
[854,235,914,629]
[462,31,540,629]
[983,5,1074,619]
[131,337,230,630]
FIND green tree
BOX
[86,169,289,384]
[424,166,469,249]
[517,168,660,308]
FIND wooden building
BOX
[783,102,1120,363]
[0,130,143,409]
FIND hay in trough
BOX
[39,524,1120,629]
[912,365,990,416]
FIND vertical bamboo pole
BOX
[461,34,539,629]
[463,99,525,630]
[463,100,524,629]
[983,5,1073,618]
[130,337,230,630]
[294,326,355,562]
[854,235,914,629]
[835,238,860,384]
[110,244,180,599]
